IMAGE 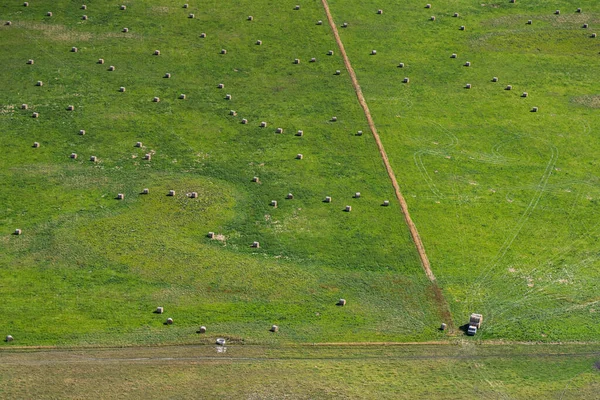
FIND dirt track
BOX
[320,0,454,328]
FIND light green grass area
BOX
[328,0,600,340]
[0,344,598,399]
[0,0,442,346]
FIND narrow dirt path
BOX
[320,0,454,328]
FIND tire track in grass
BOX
[320,0,453,328]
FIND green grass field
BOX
[1,0,600,395]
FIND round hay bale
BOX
[522,92,528,97]
[79,129,86,135]
[453,12,459,17]
[327,50,333,55]
[216,338,226,345]
[451,53,457,58]
[155,307,163,314]
[108,65,115,71]
[403,77,409,83]
[164,73,171,78]
[383,200,390,206]
[189,13,195,18]
[531,107,538,112]
[331,116,337,122]
[67,105,75,111]
[220,49,227,54]
[24,2,29,6]
[135,141,142,147]
[229,110,237,116]
[256,40,262,45]
[27,59,34,64]
[371,50,377,55]
[310,57,316,62]
[183,4,189,8]
[296,130,303,136]
[344,205,352,212]
[241,118,248,124]
[440,323,447,330]
[270,200,277,207]
[168,190,175,196]
[425,4,432,9]
[465,83,471,89]
[430,16,436,21]
[5,335,14,342]
[142,188,149,194]
[459,25,465,30]
[294,5,300,10]
[527,20,532,25]
[122,27,129,32]
[505,85,512,90]
[166,318,173,325]
[342,22,348,28]
[275,127,283,133]
[583,24,588,28]
[317,20,323,25]
[356,130,363,136]
[82,15,88,20]
[510,0,515,2]
[152,97,160,102]
[294,58,300,64]
[33,141,40,148]
[5,21,12,25]
[14,229,22,235]
[354,192,361,198]
[179,94,186,99]
[335,70,341,75]
[81,5,87,10]
[120,5,126,10]
[252,241,260,248]
[207,232,215,238]
[286,193,294,199]
[200,32,206,38]
[270,325,279,332]
[70,153,77,159]
[296,153,303,159]
[577,8,582,13]
[555,10,560,15]
[21,104,28,110]
[154,50,160,55]
[199,326,207,333]
[252,176,259,182]
[98,58,104,64]
[337,298,346,306]
[190,192,198,198]
[46,11,53,17]
[117,193,124,200]
[591,33,597,38]
[324,196,332,203]
[377,9,383,14]
[260,121,267,128]
[398,62,404,68]
[144,153,151,160]
[248,15,253,21]
[492,77,498,82]
[32,112,39,118]
[36,81,43,86]
[119,86,126,92]
[464,61,471,66]
[217,83,224,89]
[225,94,232,100]
[90,155,97,162]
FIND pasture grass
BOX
[328,0,600,340]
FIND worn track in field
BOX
[320,0,454,329]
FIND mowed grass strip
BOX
[0,0,441,345]
[327,0,600,340]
